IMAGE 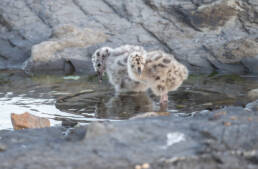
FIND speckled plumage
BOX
[127,50,188,103]
[91,45,149,93]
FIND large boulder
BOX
[0,0,258,74]
[23,24,108,74]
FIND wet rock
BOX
[11,112,50,130]
[23,24,107,73]
[61,119,78,128]
[248,89,258,101]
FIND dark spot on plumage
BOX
[131,65,135,68]
[163,58,171,63]
[135,81,140,84]
[154,55,162,61]
[97,52,100,56]
[158,63,166,68]
[157,85,165,91]
[146,59,152,64]
[155,76,160,80]
[152,65,157,72]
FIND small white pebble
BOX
[0,143,6,151]
[142,163,150,169]
[135,165,142,169]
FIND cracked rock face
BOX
[0,0,258,74]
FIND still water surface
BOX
[0,70,257,130]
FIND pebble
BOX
[212,111,227,120]
[134,163,150,169]
[223,121,232,126]
[142,163,150,169]
[135,165,141,169]
[11,112,50,130]
[0,143,7,152]
[248,117,253,121]
[230,116,238,120]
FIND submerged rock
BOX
[11,112,50,130]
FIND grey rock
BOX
[0,0,258,74]
[0,106,258,168]
[23,24,108,73]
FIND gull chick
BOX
[91,45,149,93]
[127,50,188,104]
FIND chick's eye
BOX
[97,63,101,67]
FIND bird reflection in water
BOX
[95,92,155,119]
